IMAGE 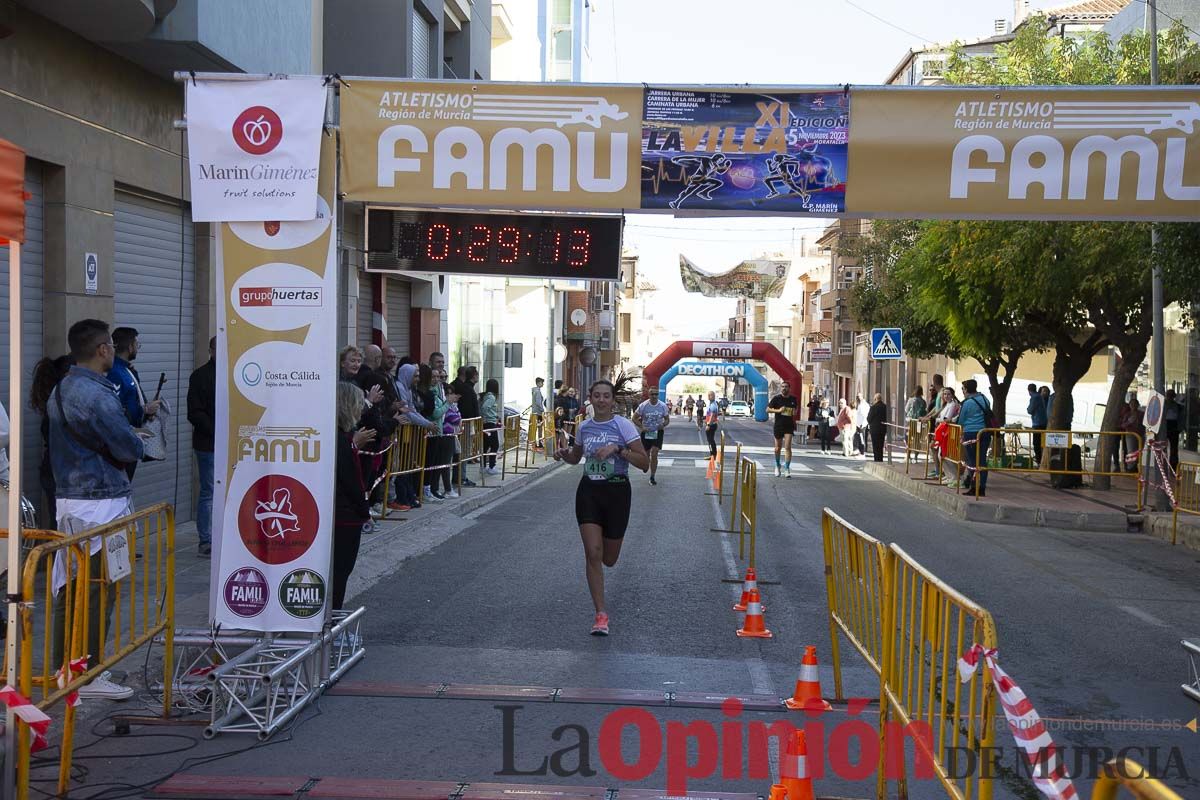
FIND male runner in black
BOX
[768,381,799,477]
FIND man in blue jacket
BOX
[106,326,160,480]
[1027,383,1048,463]
[50,319,147,700]
[959,380,993,497]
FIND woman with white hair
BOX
[333,382,376,610]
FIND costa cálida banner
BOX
[339,80,643,210]
[186,77,327,222]
[846,86,1200,221]
[210,134,338,632]
[642,87,848,213]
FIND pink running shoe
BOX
[590,612,610,636]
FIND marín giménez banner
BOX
[679,254,789,301]
[643,88,849,213]
[186,78,326,222]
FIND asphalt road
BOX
[56,411,1200,800]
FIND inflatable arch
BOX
[659,361,770,421]
[644,341,803,424]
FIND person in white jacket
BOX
[854,393,870,456]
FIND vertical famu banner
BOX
[210,135,337,632]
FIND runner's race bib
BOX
[645,430,658,440]
[585,457,616,480]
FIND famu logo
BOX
[278,569,326,618]
[949,99,1200,202]
[239,286,323,307]
[375,91,633,194]
[236,425,322,465]
[223,567,269,618]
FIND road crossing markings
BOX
[827,465,859,474]
[657,458,675,467]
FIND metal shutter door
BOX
[384,276,411,355]
[114,191,195,521]
[412,9,433,79]
[357,271,374,349]
[0,161,43,499]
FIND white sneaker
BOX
[447,489,460,499]
[423,487,434,500]
[77,671,134,701]
[773,466,781,477]
[485,466,500,475]
[784,466,791,477]
[370,504,384,519]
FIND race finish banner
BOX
[642,87,848,213]
[210,134,338,632]
[679,254,789,300]
[339,80,643,210]
[185,77,327,222]
[847,86,1200,221]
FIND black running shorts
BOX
[773,418,796,439]
[640,430,664,451]
[575,477,632,540]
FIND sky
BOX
[580,0,1026,337]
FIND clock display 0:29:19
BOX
[395,221,594,268]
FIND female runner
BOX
[554,380,649,635]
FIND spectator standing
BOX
[815,397,834,453]
[531,377,546,416]
[1027,383,1048,464]
[106,326,160,480]
[854,393,870,456]
[1164,388,1183,468]
[958,380,992,496]
[393,363,437,509]
[481,378,502,474]
[49,319,147,699]
[30,356,71,522]
[186,337,216,556]
[868,393,888,462]
[932,388,961,485]
[451,366,481,487]
[904,387,927,421]
[332,382,375,610]
[836,398,855,458]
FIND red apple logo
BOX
[264,221,281,237]
[232,106,283,156]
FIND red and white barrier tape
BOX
[1147,440,1177,509]
[55,656,89,708]
[0,685,53,752]
[958,645,1078,800]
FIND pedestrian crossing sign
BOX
[870,328,903,360]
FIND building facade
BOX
[0,0,491,526]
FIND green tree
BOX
[933,19,1200,485]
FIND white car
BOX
[727,401,751,418]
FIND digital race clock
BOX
[366,208,623,281]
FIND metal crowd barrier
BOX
[880,543,998,800]
[903,418,931,474]
[380,423,429,519]
[1172,462,1200,545]
[501,414,524,477]
[820,507,1000,800]
[16,503,175,799]
[969,427,1143,507]
[1091,759,1184,800]
[706,431,736,501]
[820,509,888,700]
[736,456,758,566]
[454,417,485,490]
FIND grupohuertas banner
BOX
[679,254,789,300]
[210,135,337,632]
[642,88,848,213]
[340,80,643,210]
[186,77,327,222]
[845,87,1200,221]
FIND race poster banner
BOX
[185,77,327,222]
[679,254,789,300]
[340,80,643,210]
[210,135,337,632]
[641,87,848,213]
[846,87,1200,221]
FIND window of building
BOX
[620,312,632,343]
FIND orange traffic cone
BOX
[767,785,788,800]
[706,456,714,480]
[733,567,761,612]
[736,588,772,638]
[781,730,815,800]
[784,645,833,712]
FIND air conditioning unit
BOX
[597,310,615,330]
[589,295,604,312]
